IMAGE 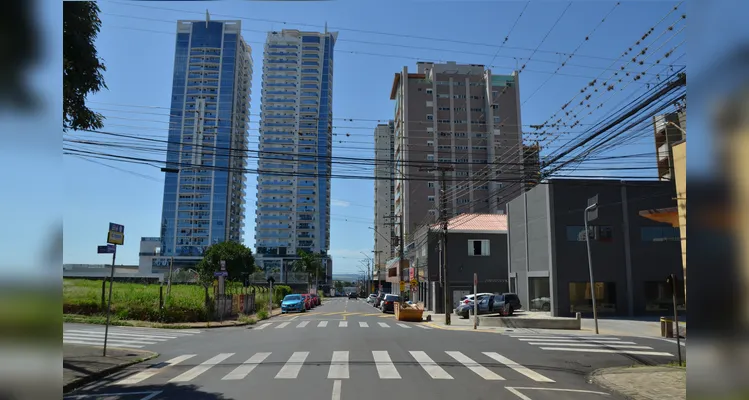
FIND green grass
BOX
[63,278,272,323]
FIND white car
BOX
[366,294,377,303]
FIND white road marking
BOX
[64,391,162,400]
[445,351,504,380]
[66,330,177,340]
[378,322,390,328]
[62,338,144,349]
[539,347,674,356]
[415,324,432,329]
[396,323,411,329]
[169,353,234,383]
[332,380,342,400]
[63,333,163,344]
[528,342,653,349]
[296,321,309,328]
[518,338,636,344]
[339,321,348,327]
[222,352,271,380]
[510,335,620,340]
[483,352,554,383]
[409,351,453,380]
[372,351,400,379]
[506,386,611,399]
[255,323,271,330]
[275,322,290,329]
[359,322,369,328]
[115,355,196,385]
[275,351,309,379]
[318,321,328,327]
[328,351,349,379]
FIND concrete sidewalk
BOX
[591,365,686,400]
[63,344,158,393]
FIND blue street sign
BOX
[214,271,228,277]
[97,244,116,254]
[109,223,125,234]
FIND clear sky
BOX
[61,0,687,275]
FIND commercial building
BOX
[390,62,524,240]
[653,110,686,181]
[373,121,396,273]
[155,19,253,273]
[507,179,685,318]
[253,28,337,285]
[406,213,509,311]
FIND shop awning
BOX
[638,207,680,227]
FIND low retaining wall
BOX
[478,312,581,330]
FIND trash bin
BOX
[660,317,674,338]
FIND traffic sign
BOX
[411,285,417,292]
[220,260,226,270]
[109,223,124,234]
[410,279,418,287]
[107,222,125,245]
[214,271,228,277]
[399,281,405,292]
[97,244,115,254]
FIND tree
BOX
[334,280,344,293]
[292,250,325,293]
[196,242,257,303]
[63,1,107,132]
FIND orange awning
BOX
[638,207,679,227]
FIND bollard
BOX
[101,280,107,310]
[159,286,164,309]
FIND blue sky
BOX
[61,0,687,274]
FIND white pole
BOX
[584,204,599,335]
[103,245,117,357]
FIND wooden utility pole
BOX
[421,165,454,325]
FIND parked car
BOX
[374,292,387,307]
[380,294,400,313]
[529,297,550,311]
[300,294,312,310]
[500,293,522,315]
[281,294,306,313]
[455,293,523,318]
[456,293,494,309]
[366,294,377,303]
[310,293,321,306]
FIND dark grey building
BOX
[408,214,509,312]
[507,179,685,317]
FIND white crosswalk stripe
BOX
[359,322,369,328]
[275,322,290,329]
[378,322,390,328]
[248,320,433,330]
[318,321,328,327]
[255,323,271,330]
[509,334,674,357]
[169,353,234,383]
[296,321,309,328]
[63,326,202,348]
[339,321,348,327]
[113,350,555,384]
[396,323,411,329]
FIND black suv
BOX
[348,292,358,299]
[500,293,522,316]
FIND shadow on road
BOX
[64,383,229,400]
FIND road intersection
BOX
[64,297,683,400]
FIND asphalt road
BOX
[64,297,685,400]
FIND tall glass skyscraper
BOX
[154,19,252,273]
[254,29,336,282]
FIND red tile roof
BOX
[430,213,507,233]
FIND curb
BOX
[63,351,159,394]
[63,313,290,330]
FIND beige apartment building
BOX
[373,121,396,275]
[389,62,524,238]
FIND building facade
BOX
[507,179,685,318]
[254,29,337,283]
[408,214,509,312]
[374,121,396,270]
[156,19,252,273]
[390,62,524,239]
[653,111,686,181]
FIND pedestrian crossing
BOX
[253,320,432,330]
[63,326,202,349]
[507,334,674,357]
[113,350,556,385]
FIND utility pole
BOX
[421,165,454,325]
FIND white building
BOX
[373,121,396,272]
[254,28,337,284]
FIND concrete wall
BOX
[672,141,686,302]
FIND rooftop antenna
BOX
[324,21,328,34]
[206,9,210,28]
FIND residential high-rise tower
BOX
[373,121,396,270]
[155,19,252,273]
[254,29,337,283]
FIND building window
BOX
[427,140,434,147]
[468,239,490,256]
[427,114,434,121]
[426,101,433,107]
[428,182,435,188]
[493,116,501,124]
[568,282,617,314]
[427,195,435,202]
[426,88,433,94]
[528,277,551,311]
[566,226,613,242]
[426,154,434,161]
[641,226,680,242]
[644,280,686,311]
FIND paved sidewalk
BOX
[590,365,686,400]
[63,344,158,393]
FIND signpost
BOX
[267,276,275,315]
[667,274,683,366]
[585,195,599,335]
[102,222,124,357]
[399,281,405,293]
[473,273,478,330]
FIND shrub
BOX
[273,285,292,305]
[256,309,269,320]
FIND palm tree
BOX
[293,250,324,293]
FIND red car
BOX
[300,294,312,310]
[311,294,321,306]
